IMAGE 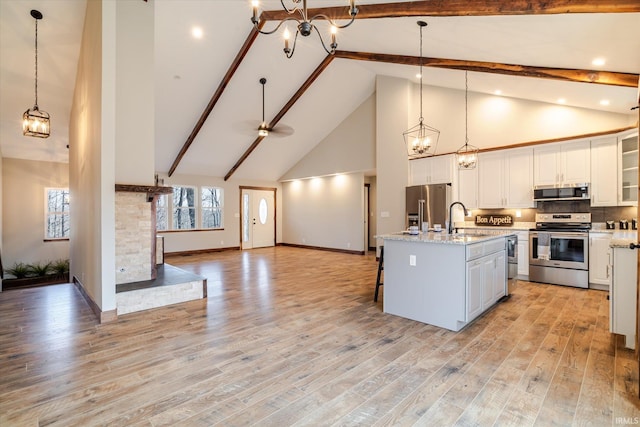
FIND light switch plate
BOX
[409,255,416,266]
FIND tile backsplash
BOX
[470,201,637,227]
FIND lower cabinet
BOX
[611,247,637,349]
[466,249,506,322]
[589,232,612,289]
[515,231,529,278]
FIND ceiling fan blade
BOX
[267,124,295,137]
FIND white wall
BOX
[2,159,70,268]
[157,172,283,253]
[282,173,365,252]
[281,94,376,181]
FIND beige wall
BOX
[409,83,635,155]
[157,172,283,253]
[69,0,116,312]
[281,94,376,181]
[282,173,365,252]
[115,0,154,185]
[2,158,69,269]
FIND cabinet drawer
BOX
[484,239,505,255]
[466,243,484,261]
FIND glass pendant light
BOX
[403,21,439,159]
[456,71,479,169]
[23,9,50,138]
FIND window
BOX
[45,188,70,239]
[172,186,196,230]
[156,194,168,231]
[201,187,223,229]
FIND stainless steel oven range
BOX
[529,213,591,288]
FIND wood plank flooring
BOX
[1,246,639,426]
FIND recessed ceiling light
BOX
[557,98,566,104]
[592,57,606,67]
[494,90,502,96]
[600,99,610,106]
[192,27,203,39]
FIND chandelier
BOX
[456,71,479,169]
[23,9,50,138]
[251,0,358,58]
[403,21,439,159]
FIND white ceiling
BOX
[1,0,639,182]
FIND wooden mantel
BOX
[115,184,172,202]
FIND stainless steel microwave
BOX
[533,183,589,201]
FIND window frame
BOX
[171,185,198,230]
[44,187,70,240]
[200,186,224,230]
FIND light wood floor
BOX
[1,246,640,426]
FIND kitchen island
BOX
[379,231,512,331]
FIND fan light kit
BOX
[250,0,358,58]
[23,9,50,138]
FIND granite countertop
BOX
[609,230,638,248]
[379,230,514,245]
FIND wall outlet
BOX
[347,242,351,248]
[381,211,390,218]
[220,240,224,245]
[302,238,306,244]
[409,255,416,266]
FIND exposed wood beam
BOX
[334,51,640,87]
[167,25,263,177]
[224,55,335,181]
[260,0,640,21]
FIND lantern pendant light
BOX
[23,9,50,138]
[403,21,439,159]
[456,71,479,169]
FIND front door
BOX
[242,188,275,249]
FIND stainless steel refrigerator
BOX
[406,183,451,229]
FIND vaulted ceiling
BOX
[1,0,639,182]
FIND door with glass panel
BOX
[242,188,275,249]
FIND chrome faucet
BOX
[448,201,469,234]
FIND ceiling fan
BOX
[247,77,294,138]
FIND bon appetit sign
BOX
[475,214,513,227]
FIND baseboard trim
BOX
[73,276,117,323]
[165,246,241,257]
[279,243,365,256]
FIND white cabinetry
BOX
[515,231,529,278]
[534,139,590,187]
[465,239,506,323]
[589,232,612,289]
[478,147,534,208]
[458,166,478,209]
[611,247,637,349]
[590,137,618,207]
[618,131,639,206]
[409,155,454,185]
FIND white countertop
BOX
[378,230,514,245]
[609,230,638,248]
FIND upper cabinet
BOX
[478,147,534,208]
[533,139,590,187]
[618,131,639,206]
[409,154,455,186]
[590,137,618,207]
[458,166,478,209]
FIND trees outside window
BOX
[201,187,223,229]
[172,186,196,230]
[45,188,70,239]
[156,195,168,231]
